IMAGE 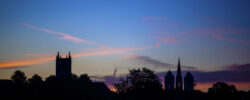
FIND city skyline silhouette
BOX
[1,0,250,96]
[0,54,249,100]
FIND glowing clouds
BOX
[23,23,101,44]
[155,42,161,48]
[0,57,54,69]
[0,46,153,69]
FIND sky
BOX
[0,0,250,92]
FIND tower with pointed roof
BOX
[176,58,183,91]
[164,58,195,91]
[164,70,175,91]
[184,71,195,91]
[56,52,71,78]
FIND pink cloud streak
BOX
[155,42,161,48]
[156,37,180,43]
[141,17,179,29]
[23,23,106,47]
[0,46,153,69]
[180,32,250,44]
[7,23,157,69]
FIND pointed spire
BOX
[68,51,71,58]
[177,57,181,75]
[178,57,180,66]
[176,57,183,91]
[57,51,60,58]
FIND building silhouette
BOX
[176,58,183,91]
[56,52,71,78]
[164,58,195,91]
[184,71,195,91]
[164,70,175,91]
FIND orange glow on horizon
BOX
[196,82,250,92]
[0,57,54,69]
[106,82,250,93]
[0,47,152,69]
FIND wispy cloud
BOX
[122,53,197,70]
[73,46,153,58]
[141,17,179,29]
[123,53,172,68]
[152,32,183,45]
[223,63,250,71]
[0,46,153,69]
[212,34,250,44]
[180,32,250,44]
[155,42,161,48]
[156,37,181,43]
[4,23,156,69]
[23,23,106,47]
[156,63,250,83]
[0,57,54,69]
[195,27,250,35]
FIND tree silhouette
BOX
[11,70,27,84]
[208,82,239,100]
[114,67,163,100]
[27,74,44,100]
[208,82,237,94]
[4,70,250,100]
[28,74,43,85]
[79,73,92,83]
[45,75,57,83]
[65,73,78,80]
[128,68,162,89]
[114,78,129,94]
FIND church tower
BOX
[56,52,71,78]
[184,71,195,91]
[164,70,174,91]
[176,58,183,91]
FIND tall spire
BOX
[176,57,183,91]
[68,51,71,58]
[57,51,60,58]
[177,57,181,75]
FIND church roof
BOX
[165,70,174,78]
[184,71,193,78]
[93,82,113,95]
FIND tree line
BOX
[0,68,250,100]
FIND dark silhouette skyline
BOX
[0,52,250,100]
[184,71,195,91]
[176,58,183,91]
[164,58,195,92]
[1,0,250,94]
[164,70,174,91]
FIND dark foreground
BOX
[0,70,250,100]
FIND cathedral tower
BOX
[56,52,71,78]
[176,58,183,91]
[164,70,174,91]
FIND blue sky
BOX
[1,0,250,91]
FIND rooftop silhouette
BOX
[0,52,249,100]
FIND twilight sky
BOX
[1,0,250,92]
